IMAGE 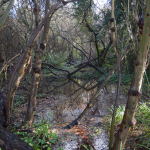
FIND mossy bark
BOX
[111,1,150,149]
[26,0,50,126]
[4,1,63,125]
[109,0,121,149]
[5,49,32,125]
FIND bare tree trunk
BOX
[63,69,115,129]
[26,0,51,126]
[112,1,150,149]
[4,1,65,126]
[25,0,40,126]
[5,49,32,125]
[109,0,121,149]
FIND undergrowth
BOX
[15,122,61,150]
[108,103,150,149]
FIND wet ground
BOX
[13,85,127,150]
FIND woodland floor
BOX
[12,89,149,150]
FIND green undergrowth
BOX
[107,102,150,149]
[15,122,61,150]
[135,103,150,149]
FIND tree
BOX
[4,0,61,126]
[26,0,51,126]
[112,0,150,149]
[4,0,79,126]
[0,91,33,150]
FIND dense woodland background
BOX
[0,0,150,150]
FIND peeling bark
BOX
[5,49,32,125]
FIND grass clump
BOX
[135,103,150,150]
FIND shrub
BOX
[136,103,150,128]
[15,123,59,150]
[135,103,150,149]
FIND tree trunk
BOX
[4,1,62,126]
[5,49,32,125]
[25,0,41,126]
[0,126,33,150]
[26,0,51,126]
[111,1,150,149]
[63,69,115,129]
[109,0,121,149]
[0,91,33,150]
